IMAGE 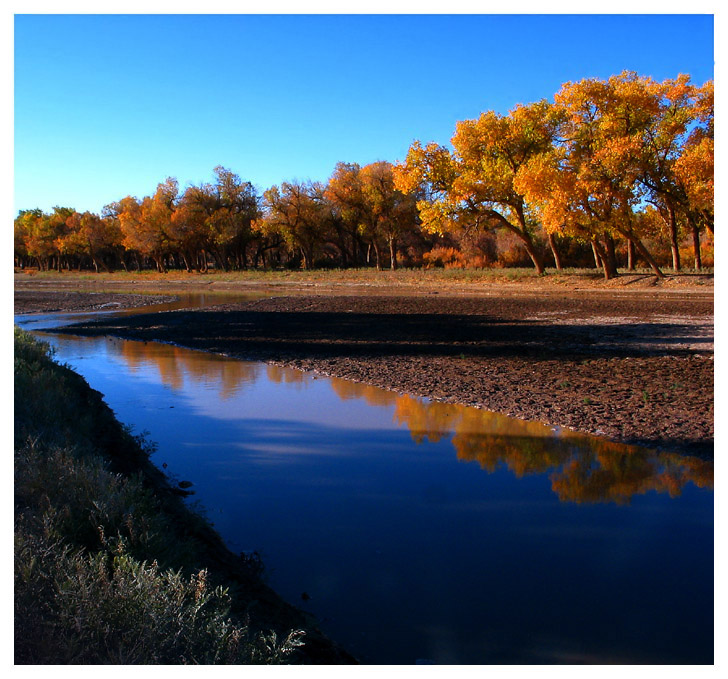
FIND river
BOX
[15,298,714,664]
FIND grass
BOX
[14,328,306,664]
[16,265,714,291]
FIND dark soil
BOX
[14,290,176,313]
[23,288,713,458]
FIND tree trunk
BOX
[93,251,111,273]
[520,232,544,274]
[301,246,315,270]
[626,239,636,271]
[350,234,360,268]
[668,204,681,272]
[626,233,665,278]
[491,206,545,274]
[592,239,618,280]
[153,255,167,274]
[373,242,381,271]
[591,242,602,269]
[604,233,617,270]
[514,208,544,274]
[547,232,562,271]
[691,223,702,270]
[389,236,397,270]
[212,248,229,272]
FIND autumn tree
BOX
[625,74,714,272]
[14,209,41,268]
[517,72,668,279]
[14,73,711,275]
[169,188,210,272]
[18,207,75,271]
[674,79,714,268]
[257,181,330,269]
[324,162,368,267]
[359,161,419,270]
[57,211,123,272]
[176,167,260,271]
[395,101,564,274]
[118,178,178,273]
[206,166,259,270]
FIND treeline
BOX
[14,71,713,279]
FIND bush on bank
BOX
[14,328,305,664]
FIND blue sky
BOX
[14,13,715,215]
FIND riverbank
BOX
[13,328,356,664]
[15,271,714,457]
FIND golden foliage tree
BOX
[257,181,329,270]
[395,101,563,274]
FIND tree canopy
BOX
[15,72,712,277]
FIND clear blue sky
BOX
[14,13,715,215]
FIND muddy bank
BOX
[14,290,176,313]
[36,290,713,458]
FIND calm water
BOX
[17,306,714,665]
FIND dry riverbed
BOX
[15,275,714,457]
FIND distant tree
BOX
[258,181,329,269]
[324,162,368,267]
[118,178,178,273]
[58,211,123,272]
[180,167,260,271]
[19,207,74,271]
[359,161,419,270]
[14,209,42,268]
[169,188,210,272]
[208,166,260,270]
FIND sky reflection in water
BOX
[36,331,714,665]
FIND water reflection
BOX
[118,339,261,399]
[32,329,713,664]
[388,395,713,504]
[59,333,713,505]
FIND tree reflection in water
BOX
[389,393,713,504]
[335,380,713,504]
[115,338,713,505]
[118,339,261,399]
